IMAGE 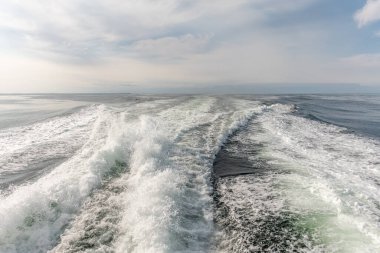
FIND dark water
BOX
[278,94,380,139]
[212,94,380,253]
[0,94,379,253]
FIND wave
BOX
[114,98,264,252]
[0,105,131,252]
[1,97,379,253]
[0,97,264,253]
[0,106,100,190]
[213,103,380,252]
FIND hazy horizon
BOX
[1,1,380,93]
[1,83,380,94]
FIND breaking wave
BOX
[0,96,379,253]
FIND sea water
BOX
[0,94,379,253]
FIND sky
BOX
[1,0,380,93]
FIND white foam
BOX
[114,97,264,252]
[0,106,132,253]
[0,96,269,253]
[249,103,380,251]
[0,106,100,187]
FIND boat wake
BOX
[0,96,379,252]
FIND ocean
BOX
[0,94,379,253]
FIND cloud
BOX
[311,53,380,85]
[0,56,78,92]
[130,34,213,60]
[0,0,246,59]
[341,53,380,67]
[7,0,373,93]
[0,0,316,60]
[354,0,380,27]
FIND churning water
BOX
[0,94,379,253]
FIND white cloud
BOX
[130,34,212,60]
[5,0,364,92]
[341,53,380,67]
[354,0,380,27]
[0,0,316,58]
[0,0,246,56]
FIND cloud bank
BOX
[0,0,380,92]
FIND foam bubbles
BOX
[5,96,375,253]
[253,103,380,251]
[0,106,99,189]
[114,98,264,252]
[0,106,131,252]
